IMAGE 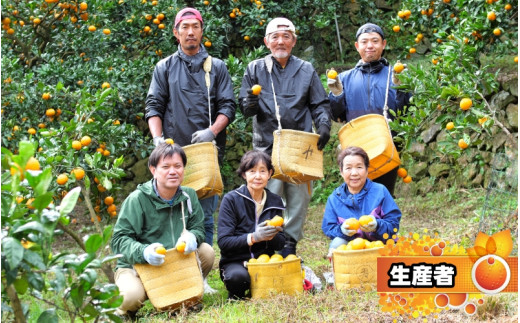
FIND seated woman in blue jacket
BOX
[321,146,401,255]
[217,150,285,299]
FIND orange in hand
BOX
[358,215,372,226]
[176,242,186,253]
[327,69,338,79]
[343,218,360,231]
[155,245,166,255]
[251,84,262,95]
[267,215,284,227]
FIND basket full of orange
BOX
[332,217,384,291]
[247,253,303,299]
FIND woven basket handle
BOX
[383,65,393,138]
[180,200,187,234]
[264,55,282,132]
[203,56,212,127]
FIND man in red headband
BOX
[145,7,236,296]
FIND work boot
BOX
[280,236,297,258]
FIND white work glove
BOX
[191,128,215,143]
[143,243,165,266]
[340,222,357,237]
[176,231,198,255]
[392,64,407,86]
[153,136,165,147]
[360,215,378,232]
[326,73,343,96]
[252,221,279,242]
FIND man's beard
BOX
[184,44,198,51]
[272,51,289,59]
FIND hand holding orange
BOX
[251,84,262,95]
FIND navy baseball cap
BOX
[356,23,385,40]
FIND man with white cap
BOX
[239,17,332,257]
[145,7,236,294]
[327,22,410,196]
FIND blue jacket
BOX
[321,179,401,242]
[217,185,285,267]
[329,59,410,123]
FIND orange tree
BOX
[1,141,122,322]
[384,0,517,169]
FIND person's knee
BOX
[115,269,146,313]
[197,243,215,277]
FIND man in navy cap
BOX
[145,7,236,294]
[327,23,410,196]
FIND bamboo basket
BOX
[332,247,382,291]
[134,249,203,311]
[271,129,324,184]
[182,142,223,199]
[338,114,400,180]
[247,258,304,298]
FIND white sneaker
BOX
[204,278,217,294]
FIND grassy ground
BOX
[128,187,518,322]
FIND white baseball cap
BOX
[265,17,295,36]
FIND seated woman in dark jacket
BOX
[217,150,285,299]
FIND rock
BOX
[417,177,432,195]
[463,163,478,181]
[130,157,152,184]
[410,161,428,177]
[436,178,449,192]
[121,155,137,170]
[480,151,493,164]
[490,91,516,112]
[471,173,483,187]
[428,163,451,177]
[491,132,508,152]
[506,103,518,130]
[501,74,518,97]
[121,181,138,198]
[421,123,441,144]
[408,142,426,156]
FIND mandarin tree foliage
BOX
[385,0,518,165]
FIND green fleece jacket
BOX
[110,180,205,269]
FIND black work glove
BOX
[243,89,260,117]
[317,125,330,151]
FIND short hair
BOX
[337,146,370,169]
[236,150,274,178]
[148,143,187,168]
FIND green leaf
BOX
[24,249,46,270]
[49,267,66,292]
[102,225,113,245]
[82,304,100,317]
[37,309,59,323]
[13,277,29,295]
[26,168,52,196]
[70,286,84,308]
[18,141,36,161]
[59,187,81,216]
[14,222,46,235]
[2,237,25,269]
[84,234,103,254]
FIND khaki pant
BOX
[115,242,215,315]
[267,179,312,241]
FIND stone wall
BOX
[396,72,518,196]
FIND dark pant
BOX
[220,262,250,299]
[373,166,398,197]
[199,195,219,246]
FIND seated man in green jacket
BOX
[111,143,215,317]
